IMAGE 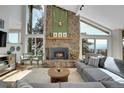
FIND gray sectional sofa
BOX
[76,56,124,88]
[1,56,124,88]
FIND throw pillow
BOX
[98,57,107,68]
[85,57,90,65]
[80,59,86,63]
[88,57,99,67]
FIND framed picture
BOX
[58,33,62,37]
[53,33,58,37]
[63,33,67,37]
[10,46,15,52]
[16,46,21,51]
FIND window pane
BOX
[87,39,95,53]
[36,38,43,55]
[27,38,35,54]
[96,39,107,56]
[27,38,43,55]
[82,39,95,55]
[8,33,18,43]
[32,6,44,34]
[80,21,108,35]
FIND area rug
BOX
[21,68,83,84]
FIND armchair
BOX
[31,55,43,66]
[20,53,33,65]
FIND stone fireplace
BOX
[45,6,80,62]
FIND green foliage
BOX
[32,17,44,34]
[7,50,11,54]
[82,39,92,55]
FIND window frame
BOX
[27,5,44,35]
[25,5,45,56]
[81,37,108,56]
[80,19,111,57]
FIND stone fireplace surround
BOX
[45,6,80,63]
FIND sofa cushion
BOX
[99,68,124,83]
[83,68,113,82]
[75,62,94,72]
[60,82,105,88]
[104,57,124,78]
[12,80,33,88]
[30,83,60,88]
[101,81,124,88]
[0,80,8,88]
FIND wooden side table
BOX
[48,68,70,83]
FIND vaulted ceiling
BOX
[58,5,124,30]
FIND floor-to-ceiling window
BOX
[26,5,44,55]
[80,20,110,58]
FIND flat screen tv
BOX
[0,31,7,47]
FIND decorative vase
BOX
[57,67,61,72]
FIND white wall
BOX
[0,5,23,62]
[111,29,123,59]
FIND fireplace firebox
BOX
[46,48,69,60]
[55,51,64,59]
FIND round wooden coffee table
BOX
[48,68,70,83]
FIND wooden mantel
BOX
[46,37,74,40]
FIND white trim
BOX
[81,34,111,39]
[43,5,46,60]
[25,34,44,38]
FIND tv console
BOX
[0,54,16,76]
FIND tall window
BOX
[26,5,44,55]
[27,5,44,34]
[80,21,109,57]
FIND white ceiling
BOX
[58,5,124,30]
